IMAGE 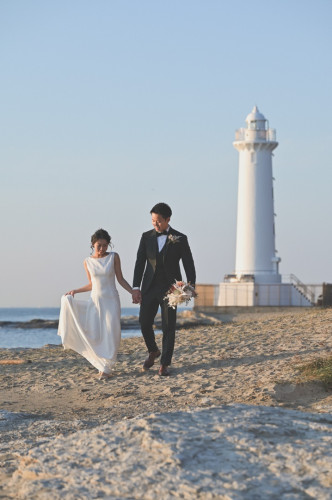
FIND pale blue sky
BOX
[1,0,331,307]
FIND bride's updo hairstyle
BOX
[90,228,112,251]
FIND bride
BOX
[58,228,133,379]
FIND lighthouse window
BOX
[251,152,255,162]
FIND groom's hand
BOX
[132,289,142,304]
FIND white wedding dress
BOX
[58,252,121,374]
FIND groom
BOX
[132,202,196,376]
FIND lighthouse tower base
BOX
[216,282,313,307]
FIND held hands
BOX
[132,289,141,304]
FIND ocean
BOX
[0,307,142,349]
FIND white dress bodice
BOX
[86,253,118,300]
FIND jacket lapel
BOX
[163,227,173,260]
[148,231,158,270]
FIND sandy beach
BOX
[1,308,332,498]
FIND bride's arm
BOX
[65,261,93,296]
[114,253,133,295]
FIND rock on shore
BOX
[0,309,222,330]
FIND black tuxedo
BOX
[133,227,196,366]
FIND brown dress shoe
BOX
[159,365,170,376]
[142,350,161,371]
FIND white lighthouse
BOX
[215,106,313,307]
[233,106,281,284]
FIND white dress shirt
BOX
[157,227,170,252]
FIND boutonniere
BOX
[168,234,181,244]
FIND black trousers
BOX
[139,283,177,366]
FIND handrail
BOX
[282,274,315,304]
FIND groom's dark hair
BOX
[150,202,172,219]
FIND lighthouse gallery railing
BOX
[234,128,276,142]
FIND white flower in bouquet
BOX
[164,281,197,309]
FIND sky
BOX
[1,0,332,308]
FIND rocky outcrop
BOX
[0,310,222,330]
[8,405,332,499]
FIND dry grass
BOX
[297,355,332,389]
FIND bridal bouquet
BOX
[164,281,196,309]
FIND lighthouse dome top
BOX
[245,106,266,126]
[234,106,277,144]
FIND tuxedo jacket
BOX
[133,227,196,294]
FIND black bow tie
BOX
[156,231,168,237]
